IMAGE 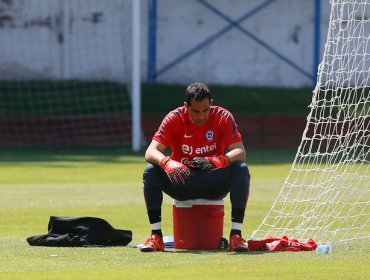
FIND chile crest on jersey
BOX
[205,130,214,142]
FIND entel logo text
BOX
[181,143,217,156]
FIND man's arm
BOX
[225,141,246,163]
[144,139,168,165]
[145,139,191,186]
[193,141,246,171]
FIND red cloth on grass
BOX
[247,236,317,252]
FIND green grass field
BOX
[0,148,368,280]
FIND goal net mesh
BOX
[0,0,133,147]
[251,0,369,249]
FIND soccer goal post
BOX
[0,0,142,150]
[251,0,369,249]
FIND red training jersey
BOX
[153,105,242,167]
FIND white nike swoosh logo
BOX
[184,134,193,138]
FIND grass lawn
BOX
[0,148,368,279]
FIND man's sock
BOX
[150,222,163,237]
[230,222,242,237]
[231,207,245,236]
[148,209,163,237]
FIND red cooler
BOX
[173,199,224,250]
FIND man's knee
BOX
[229,162,250,208]
[231,161,250,176]
[230,161,251,193]
[143,163,164,188]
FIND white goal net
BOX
[251,0,369,249]
[0,0,140,148]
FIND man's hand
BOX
[160,156,192,186]
[193,155,230,171]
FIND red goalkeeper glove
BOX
[193,155,230,171]
[160,156,192,186]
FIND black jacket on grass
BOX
[27,216,132,247]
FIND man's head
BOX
[184,82,213,126]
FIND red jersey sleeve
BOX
[152,108,181,147]
[213,107,242,147]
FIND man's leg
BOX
[141,162,250,252]
[142,163,229,234]
[159,162,250,231]
[141,163,166,252]
[228,161,250,251]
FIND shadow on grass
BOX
[160,249,273,255]
[0,147,297,165]
[0,147,145,164]
[247,148,297,165]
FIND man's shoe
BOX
[140,234,164,252]
[229,234,249,252]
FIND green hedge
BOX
[0,81,313,115]
[142,84,312,114]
